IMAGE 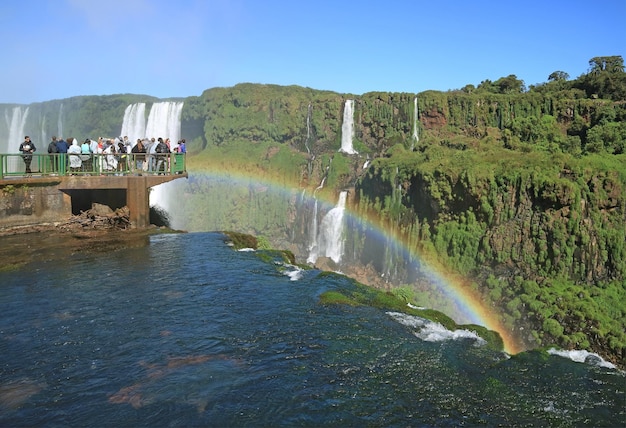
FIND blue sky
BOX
[1,0,625,104]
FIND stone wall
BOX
[0,179,72,228]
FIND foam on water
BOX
[387,311,486,345]
[284,265,304,281]
[547,348,616,369]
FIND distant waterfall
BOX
[411,96,419,150]
[120,103,147,143]
[305,103,312,155]
[339,100,357,154]
[308,190,348,264]
[40,116,47,152]
[145,101,184,143]
[306,177,327,264]
[3,106,30,153]
[306,199,320,264]
[57,104,64,138]
[146,101,184,211]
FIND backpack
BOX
[48,141,59,153]
[155,142,168,154]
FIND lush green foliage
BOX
[319,283,504,351]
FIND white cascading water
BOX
[305,103,312,155]
[120,103,147,143]
[411,96,419,150]
[306,177,326,264]
[145,101,184,211]
[145,102,184,143]
[306,198,320,264]
[339,100,357,154]
[40,116,47,153]
[3,106,30,153]
[57,104,64,139]
[308,190,347,264]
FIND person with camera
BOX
[19,136,36,174]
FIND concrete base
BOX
[0,173,187,229]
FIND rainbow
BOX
[158,167,523,354]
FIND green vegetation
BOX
[319,281,504,351]
[223,231,259,249]
[353,56,626,366]
[223,231,296,265]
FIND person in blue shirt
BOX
[178,139,186,154]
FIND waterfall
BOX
[306,177,328,263]
[411,96,419,150]
[40,116,47,153]
[308,190,348,264]
[305,103,312,155]
[145,101,184,211]
[3,106,30,153]
[120,103,147,143]
[145,101,184,143]
[306,198,320,264]
[339,100,357,154]
[57,104,64,138]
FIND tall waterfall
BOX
[145,101,184,142]
[306,177,327,264]
[145,101,184,211]
[305,103,312,155]
[57,104,64,138]
[3,107,30,153]
[339,100,357,154]
[306,198,320,264]
[307,190,348,264]
[411,96,419,150]
[120,103,147,143]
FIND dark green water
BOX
[0,232,623,427]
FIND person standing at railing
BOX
[145,138,156,172]
[56,137,69,172]
[81,139,93,172]
[155,137,170,174]
[131,139,146,173]
[117,142,128,173]
[19,136,36,174]
[68,139,82,174]
[47,136,59,172]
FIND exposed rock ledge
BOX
[0,204,175,272]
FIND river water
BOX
[0,232,623,427]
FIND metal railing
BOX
[0,153,186,179]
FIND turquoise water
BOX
[0,232,623,427]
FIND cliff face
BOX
[355,154,625,364]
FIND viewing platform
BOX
[0,153,188,228]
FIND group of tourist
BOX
[18,135,186,175]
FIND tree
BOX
[548,71,570,82]
[588,56,625,75]
[494,75,526,94]
[575,56,626,100]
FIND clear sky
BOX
[1,0,625,104]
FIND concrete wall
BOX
[0,180,72,228]
[0,174,187,229]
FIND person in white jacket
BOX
[68,138,82,173]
